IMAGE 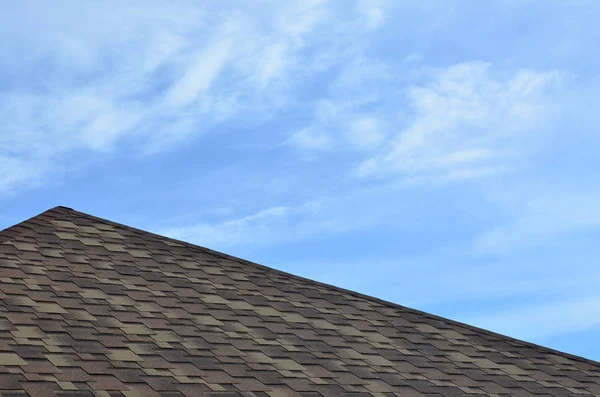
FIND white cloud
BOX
[287,56,392,153]
[287,128,333,150]
[0,2,580,202]
[256,42,289,89]
[277,0,328,40]
[357,0,386,30]
[0,156,42,193]
[161,197,364,250]
[330,56,391,95]
[357,62,565,181]
[78,105,145,151]
[345,117,385,150]
[165,206,290,247]
[165,36,233,108]
[404,53,421,63]
[0,1,346,193]
[164,206,292,248]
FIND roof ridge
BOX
[15,206,600,369]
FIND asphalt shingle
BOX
[0,206,599,396]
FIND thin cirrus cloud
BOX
[1,0,376,193]
[356,62,566,182]
[285,60,567,186]
[162,199,353,251]
[285,56,393,152]
[345,117,386,150]
[164,205,304,249]
[164,35,234,109]
[3,2,571,196]
[286,128,334,150]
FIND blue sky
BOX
[2,1,600,360]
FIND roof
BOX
[0,207,599,397]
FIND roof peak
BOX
[52,205,74,211]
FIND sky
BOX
[1,0,600,360]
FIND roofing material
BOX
[0,206,599,396]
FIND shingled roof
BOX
[1,207,599,397]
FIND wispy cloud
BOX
[0,1,365,194]
[6,2,571,196]
[164,35,233,109]
[0,156,43,194]
[286,128,333,150]
[357,62,566,181]
[344,117,386,150]
[163,201,338,249]
[286,59,568,186]
[285,56,394,152]
[165,206,291,248]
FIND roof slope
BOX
[0,207,599,397]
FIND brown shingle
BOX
[0,206,599,396]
